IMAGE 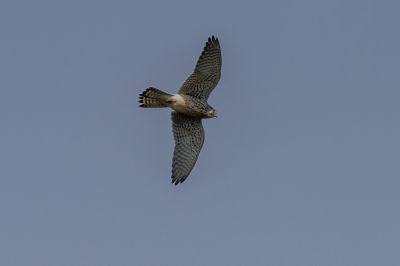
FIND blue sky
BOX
[1,0,400,265]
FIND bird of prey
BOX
[138,36,221,185]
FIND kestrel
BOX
[139,36,221,185]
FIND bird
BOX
[138,36,221,185]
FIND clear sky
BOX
[1,0,399,265]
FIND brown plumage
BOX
[138,36,221,185]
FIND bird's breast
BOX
[167,94,205,117]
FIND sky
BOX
[1,0,400,265]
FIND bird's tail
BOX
[138,87,172,108]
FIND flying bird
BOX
[139,36,221,185]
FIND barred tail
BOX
[138,87,172,108]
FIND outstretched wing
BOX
[171,111,205,185]
[177,36,221,101]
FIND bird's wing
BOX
[177,36,221,101]
[171,111,204,185]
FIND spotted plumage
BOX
[138,36,221,185]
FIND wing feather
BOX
[177,36,221,101]
[171,112,204,185]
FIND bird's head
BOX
[206,108,217,118]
